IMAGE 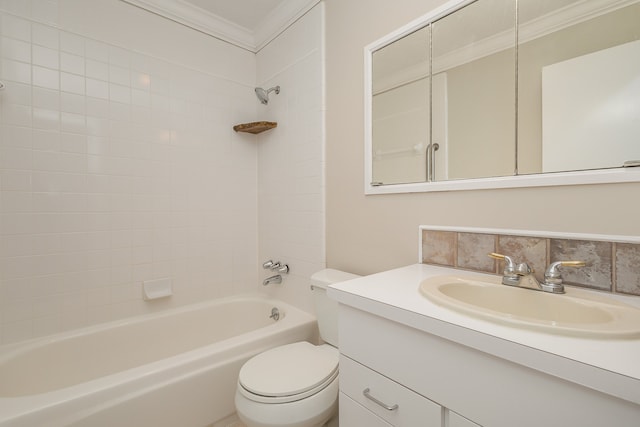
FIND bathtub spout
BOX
[263,275,282,286]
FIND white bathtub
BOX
[0,295,317,427]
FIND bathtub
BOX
[0,295,317,427]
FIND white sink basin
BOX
[419,275,640,338]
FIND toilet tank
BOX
[310,269,360,346]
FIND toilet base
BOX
[235,377,339,427]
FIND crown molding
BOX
[254,0,321,52]
[120,0,320,53]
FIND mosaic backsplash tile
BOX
[615,243,640,295]
[421,228,640,297]
[550,239,612,291]
[457,233,495,273]
[422,230,456,267]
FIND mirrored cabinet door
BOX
[517,0,640,175]
[371,26,430,185]
[431,0,516,181]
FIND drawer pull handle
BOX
[363,388,399,411]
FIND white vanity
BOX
[328,264,640,427]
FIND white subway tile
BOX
[59,32,84,56]
[32,129,59,151]
[86,78,109,99]
[2,81,32,106]
[0,191,31,212]
[61,72,85,95]
[60,111,85,134]
[0,170,31,191]
[85,39,108,62]
[2,319,33,344]
[60,92,85,114]
[1,36,31,62]
[31,23,58,49]
[32,45,59,69]
[109,64,130,86]
[85,97,109,117]
[1,14,31,42]
[33,315,62,338]
[60,52,84,75]
[86,231,110,250]
[31,0,58,26]
[32,66,59,90]
[2,103,32,126]
[60,132,86,153]
[109,83,130,104]
[33,86,59,110]
[86,116,109,136]
[32,107,59,130]
[2,59,31,84]
[1,277,33,301]
[108,45,130,67]
[0,147,32,169]
[85,59,108,80]
[1,125,32,149]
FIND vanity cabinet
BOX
[337,304,640,427]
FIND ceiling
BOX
[121,0,319,52]
[185,0,285,30]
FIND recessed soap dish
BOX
[143,278,173,300]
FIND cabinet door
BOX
[340,392,392,427]
[449,411,482,427]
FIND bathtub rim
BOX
[0,293,297,361]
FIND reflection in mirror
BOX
[517,0,640,174]
[371,27,430,185]
[431,0,516,181]
[366,0,640,193]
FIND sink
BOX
[419,275,640,338]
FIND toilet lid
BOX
[239,342,338,398]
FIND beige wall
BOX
[324,0,640,276]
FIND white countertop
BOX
[328,263,640,405]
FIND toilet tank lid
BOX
[311,269,360,289]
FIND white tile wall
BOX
[0,4,261,344]
[256,4,326,313]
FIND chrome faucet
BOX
[488,253,585,294]
[263,274,282,286]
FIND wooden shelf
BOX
[233,121,277,134]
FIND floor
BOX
[209,414,246,427]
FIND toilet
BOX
[235,269,360,427]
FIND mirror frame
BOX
[364,0,640,195]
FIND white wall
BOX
[0,0,259,344]
[255,3,325,313]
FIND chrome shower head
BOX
[255,85,280,105]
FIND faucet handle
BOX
[488,252,516,273]
[262,260,274,269]
[542,260,586,293]
[545,261,586,282]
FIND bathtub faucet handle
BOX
[262,260,274,269]
[276,264,289,274]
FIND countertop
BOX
[327,263,640,405]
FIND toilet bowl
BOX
[234,269,360,427]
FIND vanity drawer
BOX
[340,392,392,427]
[339,354,442,426]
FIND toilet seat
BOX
[238,342,338,404]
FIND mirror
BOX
[367,0,640,193]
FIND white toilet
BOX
[235,269,359,427]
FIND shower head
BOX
[255,86,280,105]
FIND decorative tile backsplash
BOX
[421,227,640,296]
